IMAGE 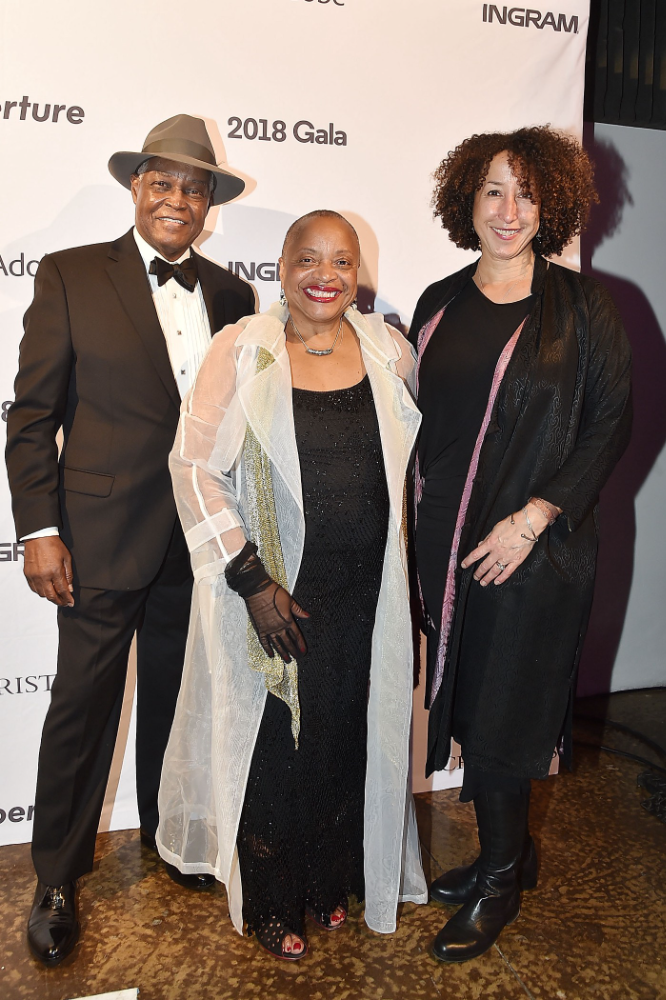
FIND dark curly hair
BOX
[432,126,598,257]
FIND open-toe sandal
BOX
[305,901,348,931]
[255,919,308,961]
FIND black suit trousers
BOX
[31,521,192,886]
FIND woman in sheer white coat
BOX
[157,211,427,960]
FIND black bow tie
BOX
[149,255,198,292]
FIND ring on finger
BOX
[496,561,506,572]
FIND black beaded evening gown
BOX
[236,374,390,939]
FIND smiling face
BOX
[130,156,212,261]
[473,150,540,263]
[279,216,359,330]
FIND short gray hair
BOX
[282,210,360,257]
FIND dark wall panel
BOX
[586,0,666,128]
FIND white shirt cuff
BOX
[20,527,60,541]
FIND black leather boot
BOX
[164,863,216,890]
[27,880,80,966]
[432,789,529,963]
[429,834,538,906]
[140,828,215,890]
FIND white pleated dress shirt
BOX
[22,228,212,540]
[133,228,212,399]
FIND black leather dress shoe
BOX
[164,863,215,891]
[139,828,157,851]
[27,880,80,966]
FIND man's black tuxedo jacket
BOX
[6,229,255,590]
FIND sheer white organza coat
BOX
[156,302,428,935]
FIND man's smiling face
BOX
[130,156,212,261]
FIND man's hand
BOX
[23,536,75,607]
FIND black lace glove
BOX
[225,542,309,663]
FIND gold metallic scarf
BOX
[243,347,300,745]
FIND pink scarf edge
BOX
[414,310,526,707]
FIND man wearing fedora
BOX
[6,114,255,965]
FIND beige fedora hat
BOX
[108,114,245,206]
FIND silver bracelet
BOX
[521,506,539,543]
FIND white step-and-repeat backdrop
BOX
[0,0,589,844]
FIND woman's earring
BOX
[279,287,287,307]
[351,298,358,311]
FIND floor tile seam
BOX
[418,840,445,874]
[428,972,443,996]
[495,944,537,1000]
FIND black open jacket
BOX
[409,256,632,778]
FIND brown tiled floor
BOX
[1,690,665,1000]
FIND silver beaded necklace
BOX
[288,314,344,356]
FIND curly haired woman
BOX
[409,127,632,962]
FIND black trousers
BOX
[31,521,192,886]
